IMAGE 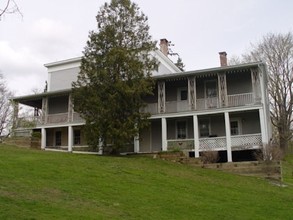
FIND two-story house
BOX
[11,41,271,162]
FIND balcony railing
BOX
[165,100,189,113]
[46,113,68,124]
[144,93,255,115]
[228,93,253,107]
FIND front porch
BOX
[139,109,269,162]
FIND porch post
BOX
[161,117,167,151]
[41,97,48,124]
[224,112,232,162]
[98,138,103,155]
[12,101,19,129]
[68,126,73,152]
[259,109,268,145]
[41,128,46,150]
[158,81,166,113]
[134,134,140,153]
[188,76,196,110]
[68,93,73,123]
[193,115,199,157]
[218,73,228,107]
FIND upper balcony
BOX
[143,63,264,115]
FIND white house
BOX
[11,40,272,162]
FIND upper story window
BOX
[178,87,188,101]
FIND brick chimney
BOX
[160,39,169,56]
[219,51,227,67]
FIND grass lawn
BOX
[0,145,292,220]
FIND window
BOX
[177,121,187,139]
[178,88,188,101]
[74,130,81,145]
[230,119,242,136]
[55,131,61,146]
[205,80,217,98]
[199,119,210,137]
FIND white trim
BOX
[161,118,167,151]
[68,126,73,152]
[41,128,46,149]
[193,115,199,157]
[259,109,268,144]
[224,112,232,162]
[151,50,182,73]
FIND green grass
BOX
[0,145,292,220]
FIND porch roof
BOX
[154,61,264,81]
[10,89,71,108]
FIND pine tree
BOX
[175,57,185,71]
[72,0,158,153]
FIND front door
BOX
[205,80,218,108]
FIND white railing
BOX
[199,136,227,151]
[46,113,68,124]
[73,112,85,123]
[231,133,262,150]
[196,97,219,110]
[167,139,194,150]
[143,103,158,114]
[165,100,189,113]
[17,116,42,127]
[228,93,253,107]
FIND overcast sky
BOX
[1,0,293,96]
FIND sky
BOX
[1,0,293,96]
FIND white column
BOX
[259,109,268,144]
[193,115,199,157]
[41,128,46,150]
[134,134,140,153]
[68,126,73,152]
[161,117,167,151]
[224,112,232,162]
[98,138,103,155]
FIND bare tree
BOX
[0,74,13,136]
[241,33,293,152]
[0,0,22,20]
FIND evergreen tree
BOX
[72,0,158,153]
[175,57,185,71]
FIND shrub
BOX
[254,144,284,162]
[200,151,219,164]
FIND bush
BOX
[201,151,219,164]
[254,144,284,162]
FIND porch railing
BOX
[165,100,189,113]
[163,133,263,152]
[231,133,262,150]
[167,139,194,150]
[199,136,227,151]
[46,113,68,124]
[228,93,253,107]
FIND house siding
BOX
[49,67,80,91]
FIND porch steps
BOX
[201,161,282,181]
[156,152,282,181]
